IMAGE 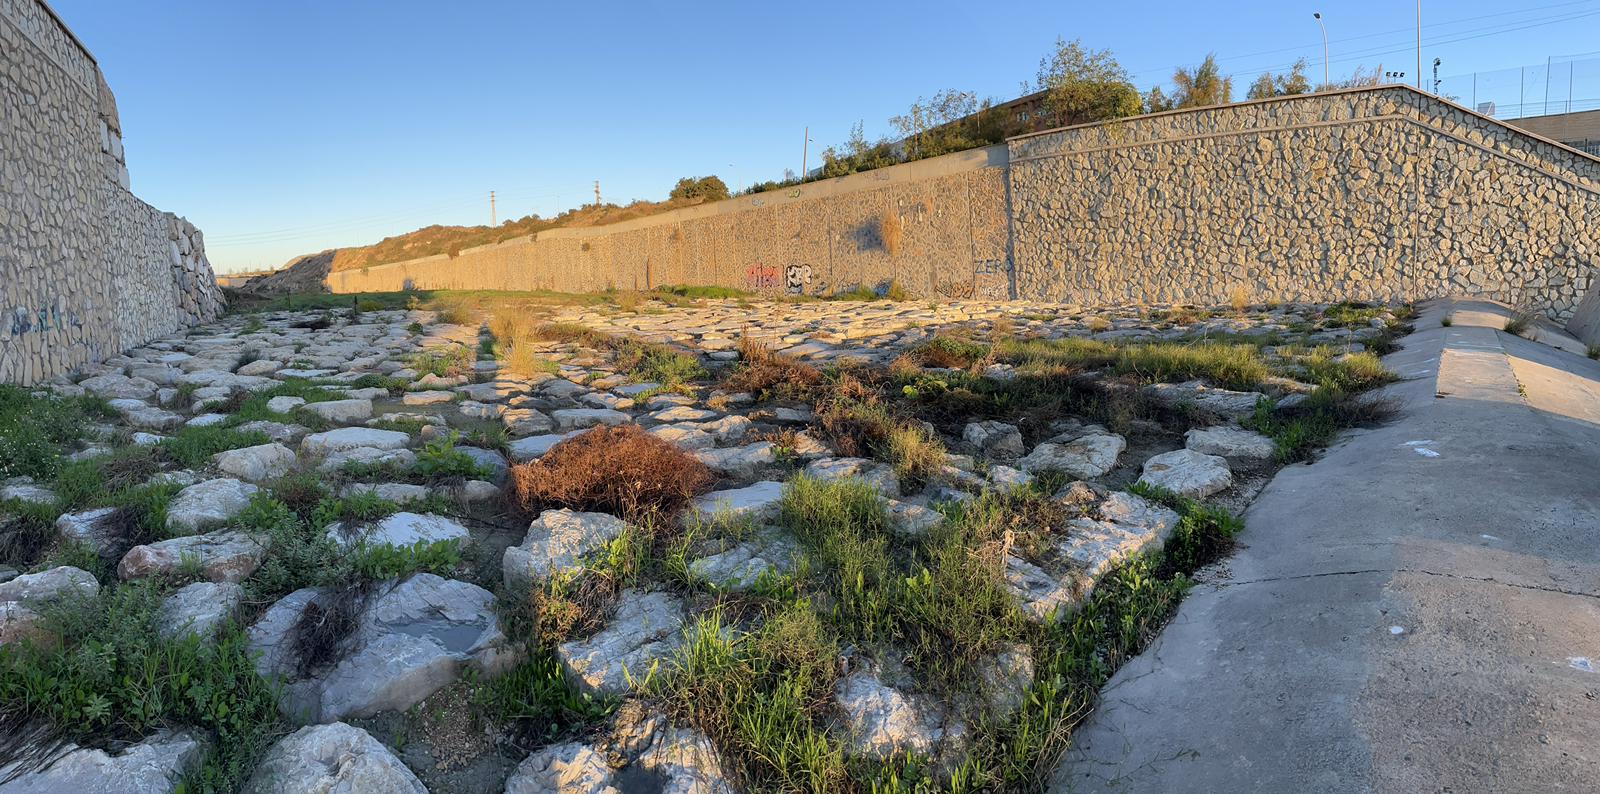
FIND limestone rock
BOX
[248,575,511,722]
[241,722,425,794]
[326,512,469,551]
[694,442,776,478]
[212,443,297,483]
[0,730,203,794]
[301,427,411,456]
[688,481,785,523]
[1018,431,1125,478]
[688,528,799,591]
[166,478,260,533]
[1184,426,1277,459]
[1137,449,1233,498]
[558,590,685,696]
[503,741,615,794]
[834,668,958,760]
[507,432,580,463]
[302,399,374,425]
[157,581,244,642]
[963,420,1024,459]
[1143,380,1266,420]
[503,509,629,591]
[803,457,900,497]
[0,566,99,603]
[552,408,631,430]
[119,530,268,583]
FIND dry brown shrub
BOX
[720,336,822,397]
[510,424,713,523]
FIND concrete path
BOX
[1052,299,1600,793]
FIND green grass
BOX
[0,582,281,793]
[159,426,271,470]
[1319,300,1389,328]
[407,345,475,378]
[0,385,115,481]
[466,650,617,746]
[1244,389,1399,462]
[653,284,750,300]
[829,284,880,301]
[410,436,495,483]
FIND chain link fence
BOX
[1434,55,1600,120]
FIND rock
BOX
[699,414,751,444]
[503,509,629,591]
[113,403,184,431]
[803,457,900,497]
[0,730,203,794]
[340,482,431,503]
[1061,492,1183,585]
[0,602,46,647]
[552,408,631,430]
[321,447,416,472]
[326,512,469,551]
[79,373,158,400]
[402,390,455,406]
[1143,380,1266,420]
[157,581,244,642]
[302,399,374,424]
[248,575,512,722]
[301,427,411,455]
[235,420,309,444]
[976,643,1035,719]
[507,432,580,462]
[688,528,799,591]
[444,480,500,503]
[502,408,554,435]
[558,589,685,696]
[236,359,282,377]
[166,478,260,533]
[884,499,944,538]
[241,722,425,794]
[1185,426,1277,459]
[1137,449,1233,498]
[459,381,520,402]
[504,741,615,794]
[212,443,297,483]
[650,424,716,451]
[1017,431,1125,478]
[184,413,230,428]
[457,446,509,483]
[1003,555,1076,622]
[265,395,306,413]
[0,566,99,603]
[649,405,718,423]
[834,668,958,760]
[119,530,268,583]
[694,442,776,477]
[688,481,785,523]
[963,420,1024,459]
[987,464,1034,489]
[0,481,55,505]
[54,507,120,556]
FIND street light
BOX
[1313,13,1329,89]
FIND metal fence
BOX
[1434,55,1600,120]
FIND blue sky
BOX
[52,0,1600,273]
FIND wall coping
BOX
[31,0,95,65]
[1007,83,1600,167]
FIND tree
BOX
[1246,58,1312,100]
[1031,38,1142,127]
[1172,53,1233,108]
[668,176,730,202]
[891,89,982,159]
[1144,86,1175,113]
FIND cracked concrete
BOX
[1052,299,1600,792]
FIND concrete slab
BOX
[1052,298,1600,792]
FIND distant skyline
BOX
[53,0,1600,273]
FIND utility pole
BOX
[489,190,496,226]
[1416,0,1422,90]
[801,126,809,185]
[594,181,601,207]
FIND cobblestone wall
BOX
[1,0,222,385]
[328,147,1013,300]
[1008,86,1600,320]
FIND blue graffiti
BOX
[9,305,80,336]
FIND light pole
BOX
[1313,13,1329,89]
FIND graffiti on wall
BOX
[7,304,81,337]
[745,264,781,290]
[785,265,812,294]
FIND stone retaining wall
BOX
[1008,86,1600,320]
[325,86,1599,333]
[327,146,1014,300]
[1,0,222,385]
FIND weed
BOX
[1588,345,1600,360]
[832,284,879,301]
[348,539,462,582]
[408,345,475,378]
[1503,307,1538,338]
[467,650,617,746]
[1244,390,1399,462]
[911,336,990,369]
[1229,285,1250,315]
[1441,313,1454,327]
[160,426,271,470]
[0,386,115,481]
[721,337,822,399]
[885,279,910,301]
[654,285,749,300]
[0,500,62,569]
[510,425,713,523]
[412,436,494,484]
[879,208,904,256]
